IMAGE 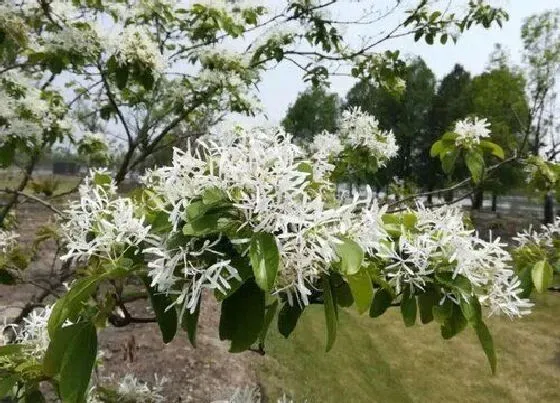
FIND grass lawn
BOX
[257,293,560,403]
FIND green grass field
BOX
[258,293,560,403]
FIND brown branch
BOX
[0,189,63,216]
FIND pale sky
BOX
[250,0,559,124]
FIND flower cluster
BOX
[379,204,532,317]
[108,26,165,73]
[0,73,71,147]
[454,116,491,147]
[60,170,156,263]
[0,229,19,254]
[1,306,52,360]
[513,217,560,249]
[87,373,167,403]
[339,107,398,165]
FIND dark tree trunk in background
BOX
[472,189,484,210]
[544,191,554,224]
[491,193,498,212]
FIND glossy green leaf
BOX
[259,300,279,347]
[474,321,497,374]
[532,259,553,293]
[430,140,444,157]
[322,275,337,352]
[441,304,467,339]
[465,150,485,184]
[480,140,505,159]
[335,238,364,276]
[400,291,417,327]
[417,288,438,324]
[0,375,17,398]
[278,303,303,338]
[346,269,373,314]
[441,149,459,175]
[181,298,201,348]
[144,278,177,343]
[59,322,97,403]
[219,278,265,352]
[433,298,454,323]
[460,296,482,324]
[249,232,279,291]
[369,288,393,318]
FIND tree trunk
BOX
[491,193,498,212]
[544,191,554,224]
[472,189,484,210]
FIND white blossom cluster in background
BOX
[108,25,166,73]
[0,72,71,148]
[513,217,560,248]
[87,373,167,403]
[0,306,52,359]
[454,116,491,147]
[339,107,399,165]
[0,229,19,254]
[60,170,157,263]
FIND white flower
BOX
[0,229,19,254]
[454,116,491,146]
[4,306,53,359]
[61,169,157,262]
[117,373,167,403]
[108,26,165,73]
[339,107,398,166]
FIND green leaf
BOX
[0,269,15,285]
[465,150,485,184]
[219,278,265,353]
[202,187,228,205]
[400,291,417,327]
[181,298,201,348]
[441,149,459,175]
[277,303,303,338]
[433,299,454,323]
[115,66,129,90]
[417,288,438,324]
[480,140,504,159]
[460,296,482,324]
[335,238,364,275]
[440,33,448,44]
[259,300,279,347]
[346,269,373,314]
[48,274,104,336]
[335,281,354,308]
[369,288,393,318]
[517,265,533,298]
[430,140,444,157]
[322,275,337,352]
[144,278,177,343]
[0,344,24,356]
[24,390,45,403]
[58,322,98,403]
[249,232,279,292]
[441,304,467,339]
[214,257,253,301]
[0,375,17,398]
[532,260,553,293]
[474,321,497,374]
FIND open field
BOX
[257,293,560,402]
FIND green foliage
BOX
[250,232,280,292]
[282,87,340,142]
[346,268,373,314]
[278,303,304,339]
[219,278,265,352]
[335,238,364,276]
[144,278,178,344]
[322,275,337,352]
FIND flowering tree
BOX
[1,1,556,402]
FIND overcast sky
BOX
[248,0,559,124]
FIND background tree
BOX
[471,48,529,210]
[521,9,560,222]
[282,86,340,143]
